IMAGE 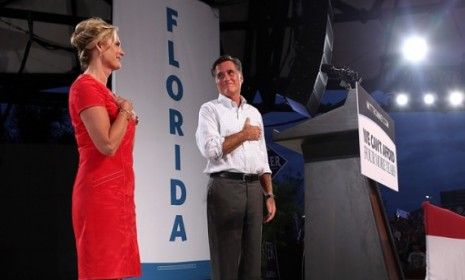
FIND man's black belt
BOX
[210,171,260,182]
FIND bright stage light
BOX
[423,93,436,105]
[395,93,409,107]
[401,36,428,63]
[448,91,464,107]
[388,89,465,112]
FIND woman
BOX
[69,17,140,280]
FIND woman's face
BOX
[100,32,125,71]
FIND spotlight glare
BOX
[448,91,464,107]
[423,93,435,105]
[401,36,428,63]
[395,93,409,107]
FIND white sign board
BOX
[113,0,219,278]
[357,84,398,191]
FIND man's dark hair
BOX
[210,55,242,77]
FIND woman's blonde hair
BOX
[70,17,118,70]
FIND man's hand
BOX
[241,118,261,141]
[222,118,261,156]
[260,173,276,223]
[264,196,276,223]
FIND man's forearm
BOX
[222,130,246,156]
[260,173,273,194]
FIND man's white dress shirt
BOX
[196,94,271,175]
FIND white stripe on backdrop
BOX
[424,202,465,280]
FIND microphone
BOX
[320,64,361,83]
[320,63,337,74]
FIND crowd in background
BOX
[389,208,426,278]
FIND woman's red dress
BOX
[69,74,141,280]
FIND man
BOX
[196,55,276,280]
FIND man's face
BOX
[214,60,243,99]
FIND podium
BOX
[273,83,402,279]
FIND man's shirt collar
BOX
[217,93,247,108]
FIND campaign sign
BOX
[356,84,398,191]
